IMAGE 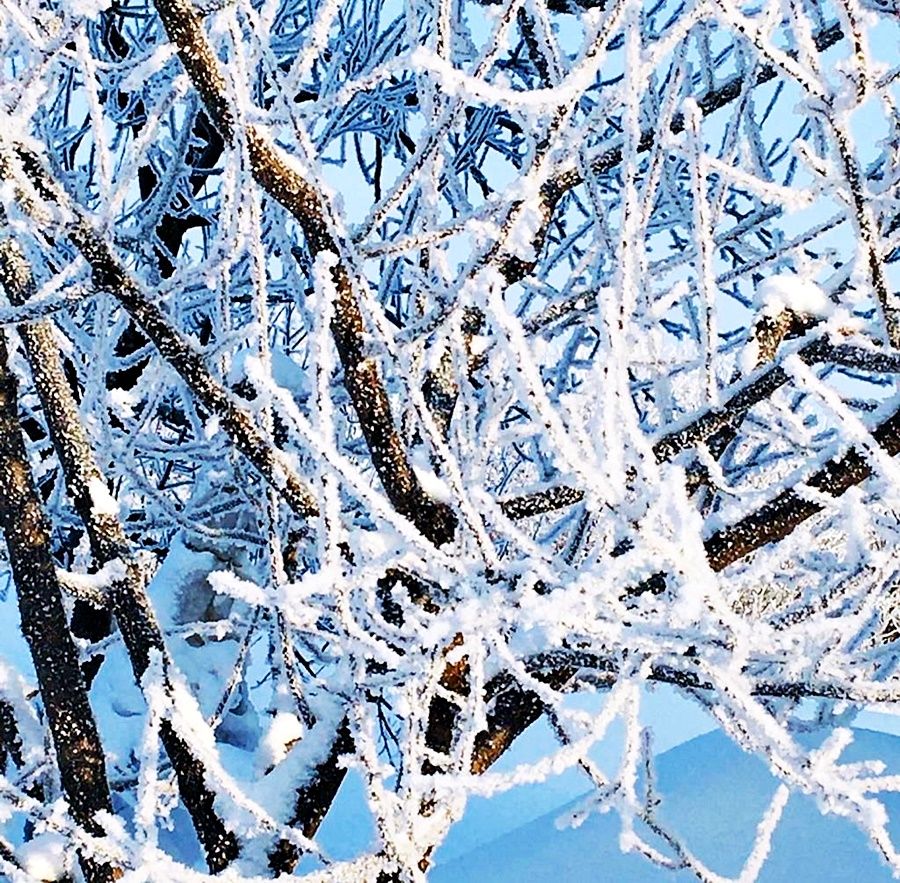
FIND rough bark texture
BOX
[0,240,239,872]
[0,700,23,772]
[0,331,119,883]
[245,125,457,548]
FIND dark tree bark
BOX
[0,239,239,872]
[0,330,119,883]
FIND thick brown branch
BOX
[498,484,586,520]
[244,130,456,546]
[0,700,23,771]
[0,240,239,872]
[523,650,900,705]
[651,336,827,464]
[470,672,564,775]
[150,0,456,548]
[704,405,900,571]
[470,629,900,779]
[0,332,119,883]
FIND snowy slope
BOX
[433,728,900,882]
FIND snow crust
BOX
[434,728,900,882]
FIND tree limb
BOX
[0,239,239,872]
[151,0,456,548]
[0,330,119,883]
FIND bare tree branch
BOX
[0,330,119,883]
[151,0,457,548]
[0,239,239,872]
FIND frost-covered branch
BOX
[0,239,239,872]
[0,330,118,883]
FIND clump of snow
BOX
[203,415,221,440]
[66,0,110,19]
[207,568,271,608]
[228,346,310,400]
[409,446,453,505]
[18,832,68,881]
[57,557,126,600]
[106,387,138,420]
[505,184,545,261]
[260,711,305,770]
[88,477,119,518]
[757,274,832,318]
[739,337,762,377]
